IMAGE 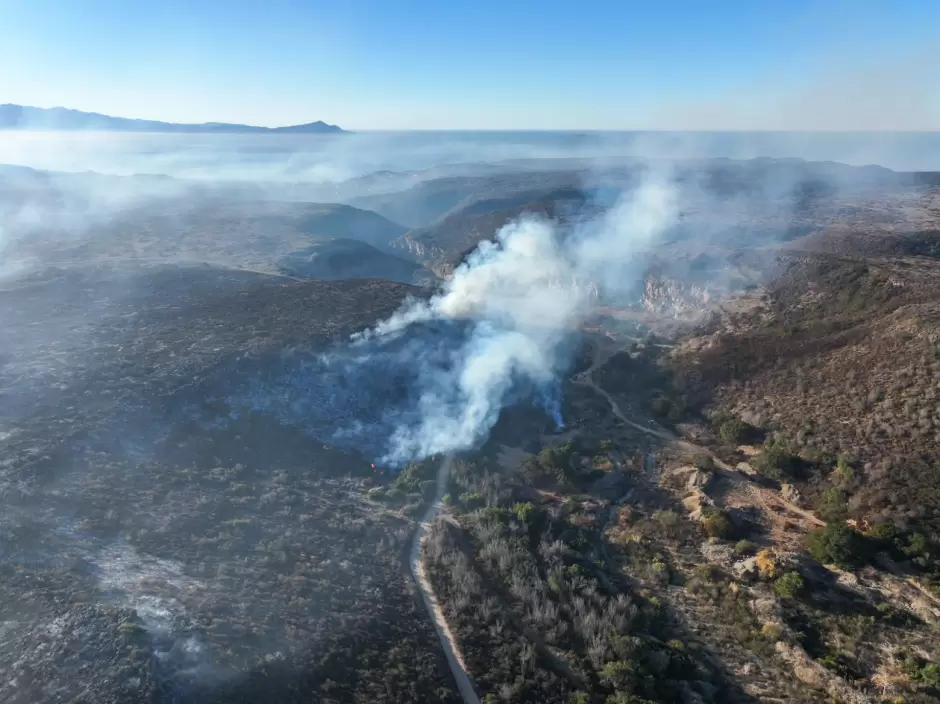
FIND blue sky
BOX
[0,0,937,129]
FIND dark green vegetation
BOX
[678,253,940,536]
[806,524,870,568]
[423,450,751,704]
[368,457,440,517]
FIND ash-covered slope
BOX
[372,157,940,279]
[277,237,432,284]
[1,180,414,278]
[0,263,458,703]
[347,169,593,228]
[0,263,416,430]
[389,187,592,272]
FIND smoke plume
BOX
[357,173,677,465]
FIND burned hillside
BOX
[4,153,940,703]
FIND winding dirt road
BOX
[409,455,480,704]
[410,337,823,703]
[572,338,823,527]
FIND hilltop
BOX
[0,103,344,133]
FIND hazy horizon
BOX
[2,0,937,131]
[4,129,940,177]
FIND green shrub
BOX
[538,441,578,474]
[772,570,807,599]
[459,491,485,509]
[599,660,638,690]
[903,532,931,561]
[718,418,755,444]
[900,650,940,689]
[513,501,535,523]
[701,507,735,540]
[807,524,869,568]
[734,539,758,556]
[753,443,800,480]
[866,522,899,543]
[392,459,437,494]
[653,509,680,529]
[815,487,848,523]
[692,564,723,583]
[834,455,855,485]
[920,663,940,689]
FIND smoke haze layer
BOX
[351,174,677,464]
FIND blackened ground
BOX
[0,263,457,703]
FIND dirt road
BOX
[573,337,822,527]
[409,455,480,704]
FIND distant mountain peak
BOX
[0,104,344,134]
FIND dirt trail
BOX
[409,455,480,704]
[573,338,821,526]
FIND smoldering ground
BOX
[2,153,921,470]
[173,173,678,468]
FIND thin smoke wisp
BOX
[357,172,678,465]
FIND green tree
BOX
[600,660,638,692]
[815,487,848,523]
[834,455,855,486]
[866,522,899,543]
[753,442,800,480]
[773,570,807,599]
[718,418,754,444]
[903,532,931,561]
[701,507,735,539]
[513,501,535,523]
[807,524,869,567]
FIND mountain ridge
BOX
[0,103,344,133]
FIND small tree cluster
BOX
[806,524,869,568]
[752,440,801,480]
[700,507,735,540]
[772,570,807,599]
[717,418,757,445]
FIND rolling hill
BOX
[278,237,433,284]
[0,103,343,133]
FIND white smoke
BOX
[359,173,678,464]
